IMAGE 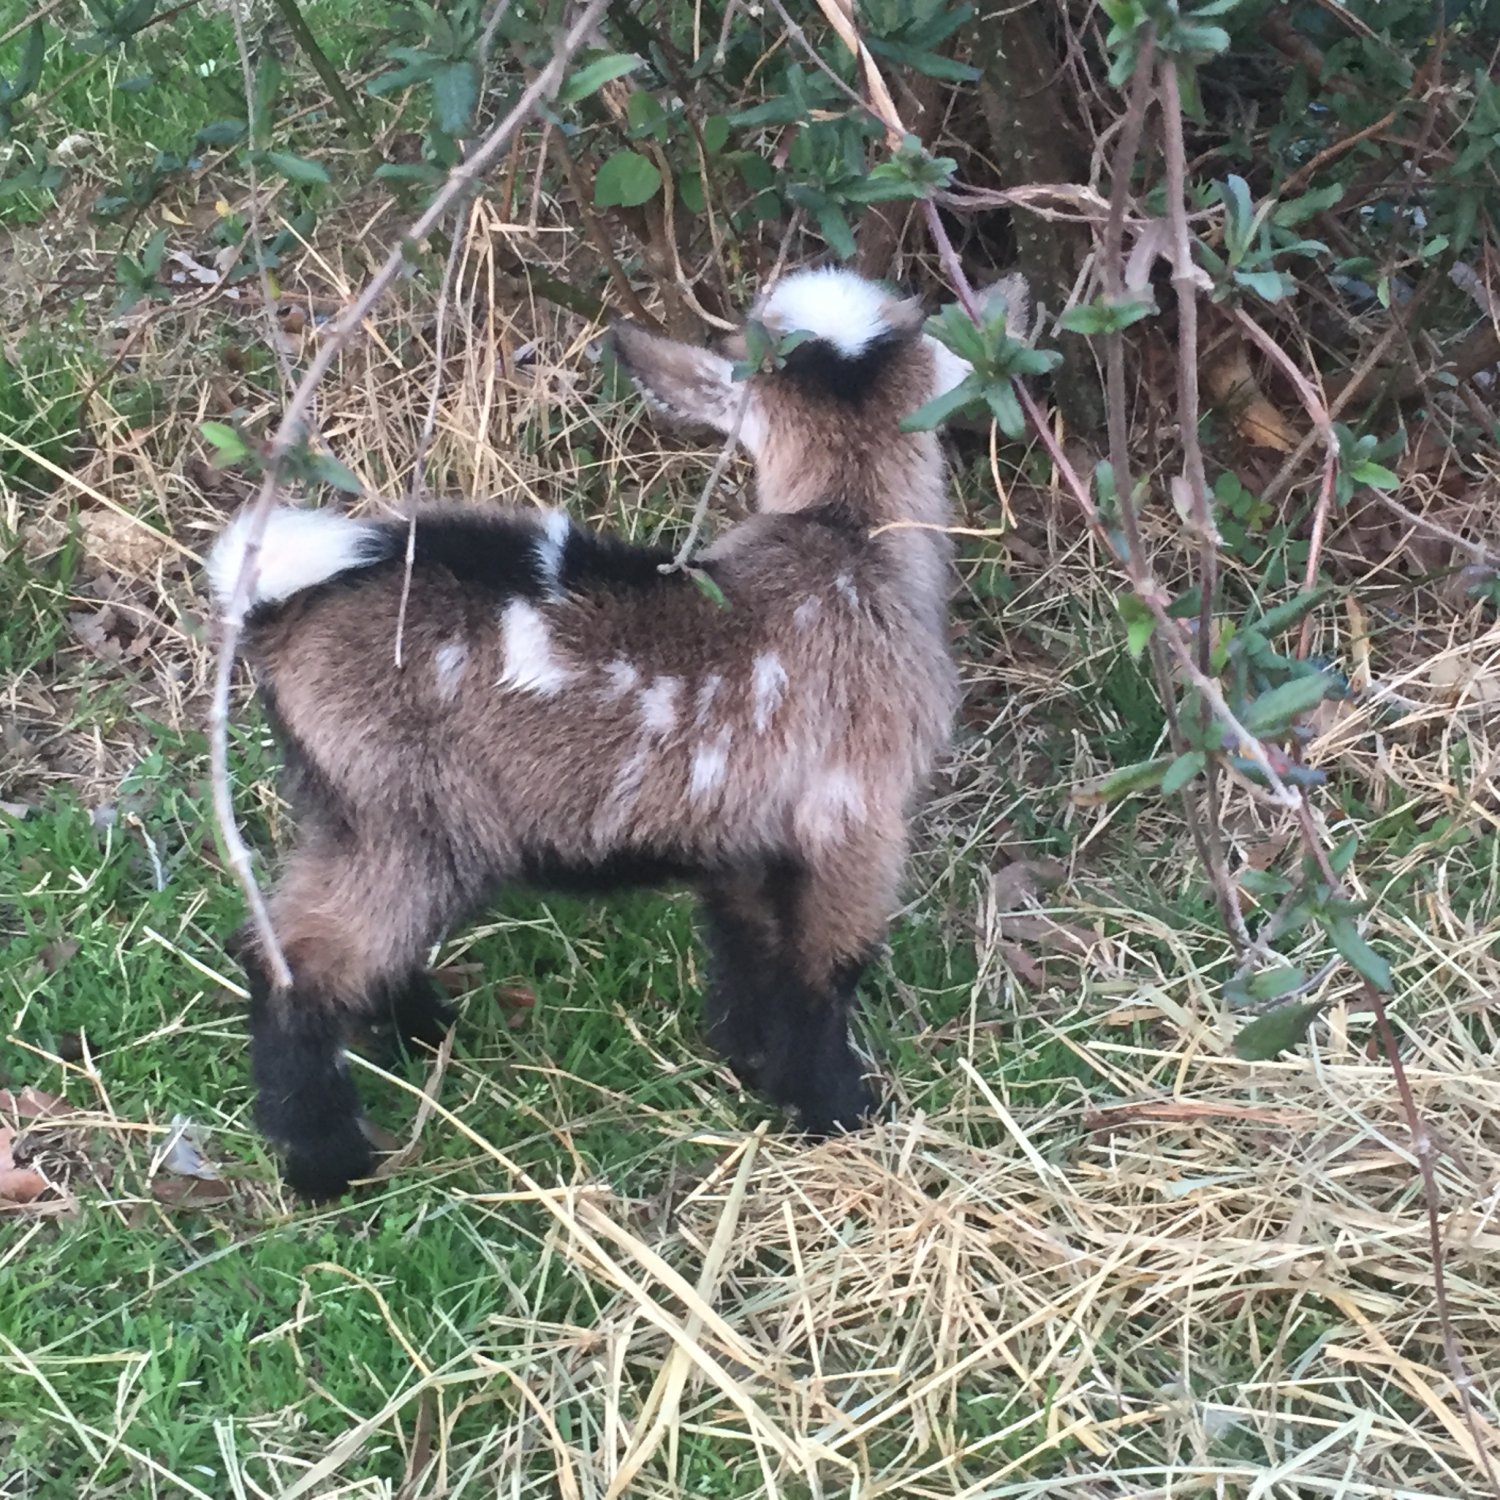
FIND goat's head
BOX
[610,266,970,518]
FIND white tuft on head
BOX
[757,267,894,359]
[205,505,386,611]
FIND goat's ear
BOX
[609,321,747,435]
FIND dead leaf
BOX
[77,509,170,576]
[0,1087,68,1122]
[154,1115,221,1180]
[150,1176,234,1208]
[1203,340,1299,453]
[0,1166,50,1205]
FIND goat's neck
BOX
[758,436,953,628]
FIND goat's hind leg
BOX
[239,843,459,1199]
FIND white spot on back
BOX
[601,658,641,701]
[793,597,821,631]
[695,673,724,725]
[751,652,788,733]
[795,767,868,845]
[535,509,570,596]
[498,600,573,697]
[689,726,733,800]
[639,676,681,736]
[596,745,651,839]
[433,639,468,701]
[758,267,892,358]
[835,574,860,610]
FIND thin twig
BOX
[661,209,804,572]
[394,0,516,667]
[209,0,612,989]
[230,0,297,400]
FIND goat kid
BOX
[207,265,967,1199]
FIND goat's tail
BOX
[206,504,391,614]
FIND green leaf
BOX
[677,169,704,214]
[264,151,329,185]
[1161,750,1207,795]
[814,200,856,260]
[139,225,168,276]
[1058,296,1157,335]
[1232,1000,1322,1061]
[980,381,1023,439]
[1326,915,1392,991]
[1242,672,1332,735]
[1238,867,1292,901]
[1117,593,1156,662]
[558,51,644,104]
[626,88,667,137]
[12,21,45,101]
[1233,269,1292,302]
[1270,184,1344,227]
[701,114,730,154]
[431,60,477,135]
[1071,755,1174,807]
[1226,964,1309,1008]
[199,421,249,465]
[1328,832,1359,876]
[688,567,730,609]
[594,149,662,208]
[309,452,363,494]
[195,119,247,149]
[899,374,983,433]
[1252,586,1329,639]
[1349,459,1399,490]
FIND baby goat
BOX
[207,265,964,1199]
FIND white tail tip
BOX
[206,505,387,612]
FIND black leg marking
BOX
[376,973,457,1057]
[698,881,879,1135]
[244,955,373,1202]
[758,985,877,1138]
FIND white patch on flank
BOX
[835,573,860,610]
[596,745,651,839]
[694,673,724,725]
[795,767,868,846]
[759,266,892,359]
[793,597,821,632]
[433,639,469,701]
[497,600,573,697]
[205,504,384,611]
[689,725,733,800]
[600,658,641,701]
[638,675,682,736]
[751,652,788,733]
[534,509,571,595]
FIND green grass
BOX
[2,747,1083,1495]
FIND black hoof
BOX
[280,1120,375,1202]
[795,1070,879,1140]
[364,976,456,1063]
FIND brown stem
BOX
[270,0,372,151]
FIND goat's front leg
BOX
[760,824,909,1137]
